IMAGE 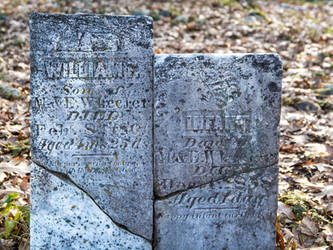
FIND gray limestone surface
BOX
[154,54,282,249]
[30,163,151,250]
[154,167,278,249]
[30,14,153,241]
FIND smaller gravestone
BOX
[154,54,282,249]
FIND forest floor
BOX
[0,0,332,249]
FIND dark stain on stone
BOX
[268,82,281,92]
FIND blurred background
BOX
[0,0,332,249]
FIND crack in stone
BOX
[31,158,152,244]
[154,162,278,201]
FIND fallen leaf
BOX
[299,216,318,236]
[13,156,24,164]
[280,143,298,153]
[19,176,29,192]
[11,176,18,187]
[278,201,296,220]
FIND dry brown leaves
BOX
[0,0,332,249]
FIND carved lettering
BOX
[43,57,145,80]
[183,110,250,135]
[168,192,265,209]
[165,210,249,221]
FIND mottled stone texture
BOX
[30,14,153,243]
[30,163,151,250]
[31,15,282,248]
[154,54,282,249]
[155,167,278,250]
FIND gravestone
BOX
[30,14,282,250]
[30,14,153,249]
[154,54,282,249]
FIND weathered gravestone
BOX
[154,54,282,249]
[30,14,153,249]
[30,13,282,249]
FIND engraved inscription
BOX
[154,54,281,249]
[168,191,264,209]
[162,210,247,221]
[33,96,147,111]
[77,32,123,52]
[44,57,145,80]
[33,53,151,156]
[183,110,250,135]
[33,53,151,193]
[30,14,154,241]
[56,31,124,52]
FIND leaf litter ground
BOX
[0,0,332,249]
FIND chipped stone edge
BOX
[154,53,282,62]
